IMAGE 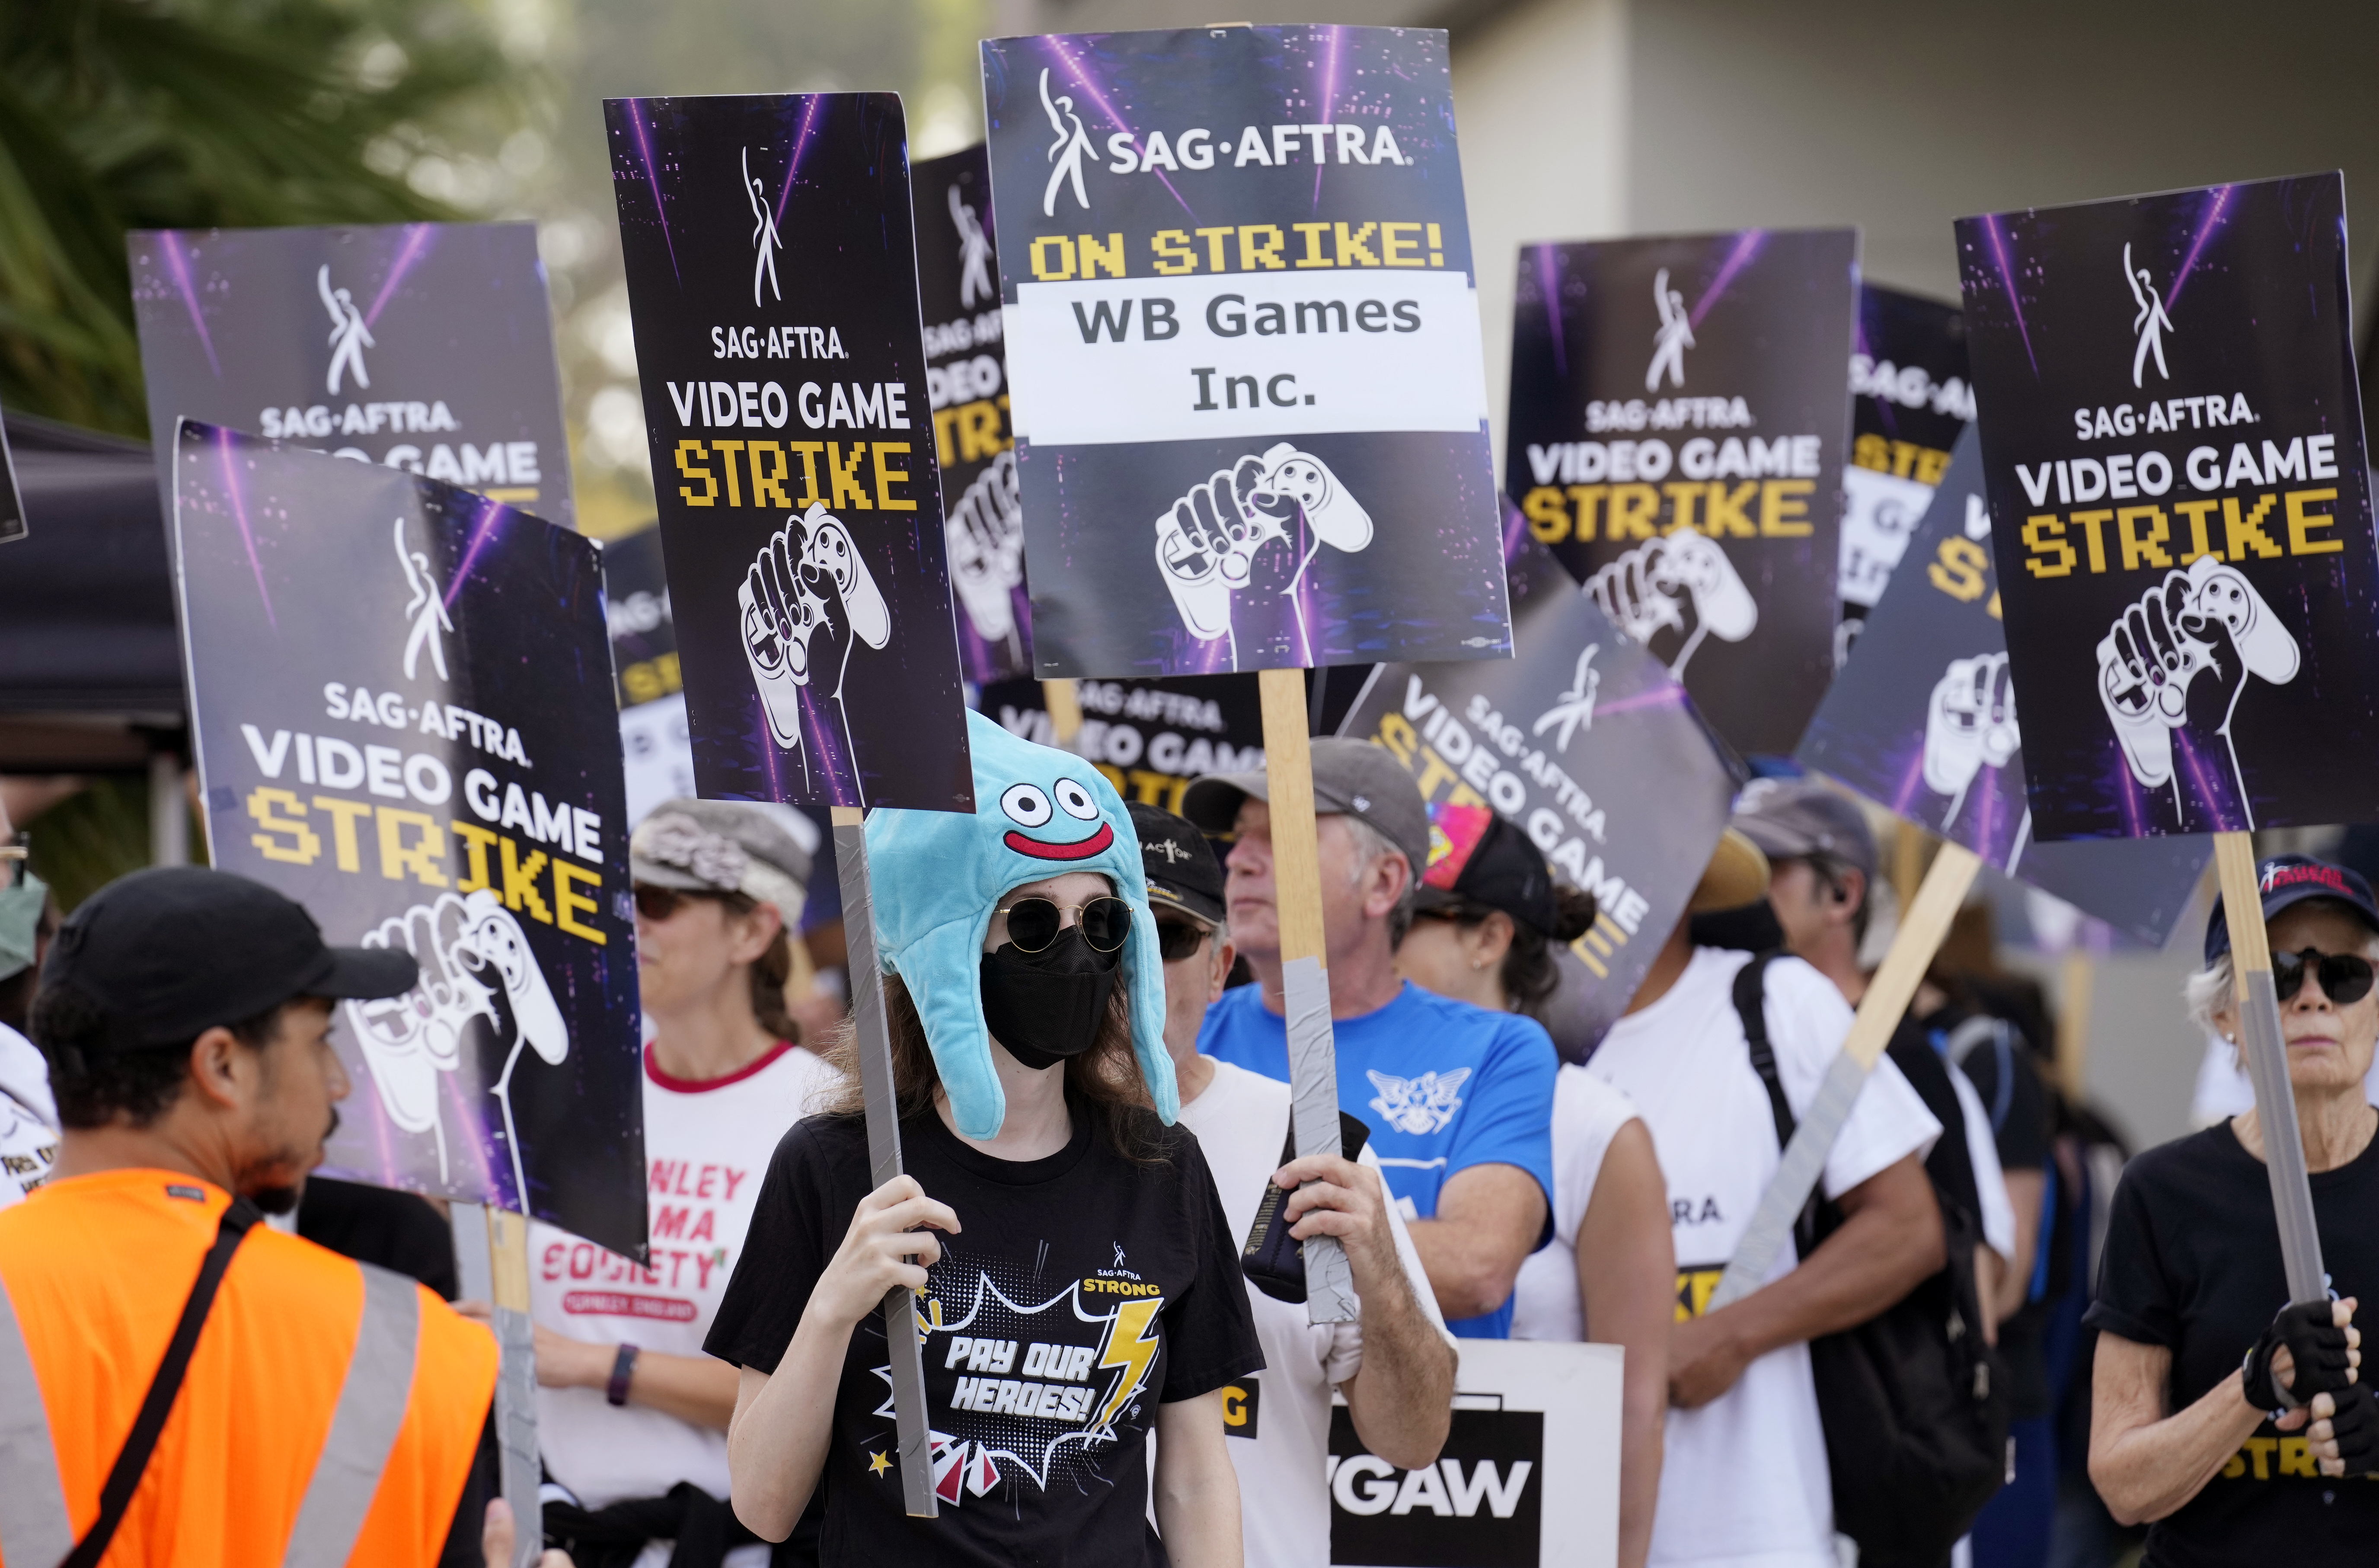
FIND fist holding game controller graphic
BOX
[1152,443,1373,644]
[1923,652,2021,824]
[2095,554,2298,825]
[739,501,891,758]
[1581,531,1759,678]
[946,449,1025,647]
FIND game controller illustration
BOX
[946,449,1025,650]
[1922,651,2021,829]
[1581,531,1758,677]
[343,891,567,1206]
[1152,443,1372,648]
[2095,555,2298,826]
[740,501,891,790]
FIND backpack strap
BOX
[1733,952,1797,1151]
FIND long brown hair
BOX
[718,891,801,1043]
[820,969,1169,1164]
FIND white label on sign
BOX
[1007,270,1489,446]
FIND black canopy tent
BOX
[0,411,182,772]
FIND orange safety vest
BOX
[0,1169,498,1568]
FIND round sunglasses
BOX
[996,895,1136,954]
[2274,948,2377,1006]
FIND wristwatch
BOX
[607,1342,640,1407]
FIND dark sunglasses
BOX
[1153,918,1210,963]
[996,895,1136,954]
[2274,948,2377,1006]
[633,884,723,922]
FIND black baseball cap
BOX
[39,867,418,1052]
[1414,803,1567,936]
[1179,738,1431,872]
[2204,855,2379,964]
[1130,803,1226,926]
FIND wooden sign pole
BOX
[1256,668,1358,1324]
[2212,831,2328,1304]
[486,1207,542,1568]
[1711,840,1982,1309]
[830,805,939,1515]
[1042,679,1084,747]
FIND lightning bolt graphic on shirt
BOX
[1095,1297,1164,1427]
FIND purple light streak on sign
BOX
[158,232,222,379]
[1689,230,1766,331]
[364,224,439,328]
[2163,185,2235,316]
[625,100,682,282]
[212,426,275,629]
[1978,213,2039,379]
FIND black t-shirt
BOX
[1936,1012,2056,1416]
[297,1176,460,1299]
[2084,1119,2379,1567]
[1887,1017,1981,1227]
[707,1097,1263,1567]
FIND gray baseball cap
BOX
[1180,738,1430,872]
[630,799,811,918]
[1731,780,1877,881]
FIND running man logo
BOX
[1675,1266,1724,1322]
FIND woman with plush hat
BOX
[709,712,1261,1565]
[498,798,830,1565]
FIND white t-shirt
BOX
[1585,947,1940,1568]
[1509,1067,1643,1342]
[1174,1057,1454,1568]
[530,1038,834,1511]
[0,1023,59,1209]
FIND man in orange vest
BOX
[0,867,502,1568]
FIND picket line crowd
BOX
[0,713,2374,1568]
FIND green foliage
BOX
[0,0,524,436]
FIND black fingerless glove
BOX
[2243,1299,2352,1410]
[2322,1382,2379,1478]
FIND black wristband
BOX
[607,1342,640,1407]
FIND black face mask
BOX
[980,927,1119,1070]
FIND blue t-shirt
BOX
[1197,980,1558,1337]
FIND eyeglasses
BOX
[1153,918,1210,963]
[633,884,723,922]
[2274,948,2377,1006]
[995,895,1136,954]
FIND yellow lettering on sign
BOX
[247,788,322,865]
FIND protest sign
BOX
[978,25,1510,678]
[1341,530,1740,1057]
[1325,1338,1622,1568]
[1955,174,2379,839]
[1508,230,1857,757]
[1798,427,2210,945]
[977,673,1266,814]
[605,91,974,814]
[1839,286,1974,653]
[129,222,573,530]
[170,422,644,1260]
[601,526,696,825]
[916,143,1032,683]
[1955,173,2376,1307]
[0,412,23,545]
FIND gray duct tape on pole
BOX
[1283,955,1359,1325]
[494,1306,541,1568]
[835,813,939,1517]
[1708,1049,1872,1312]
[2238,968,2329,1305]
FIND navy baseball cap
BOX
[2204,855,2379,964]
[1130,802,1226,926]
[1413,802,1568,936]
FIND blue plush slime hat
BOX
[864,710,1175,1139]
